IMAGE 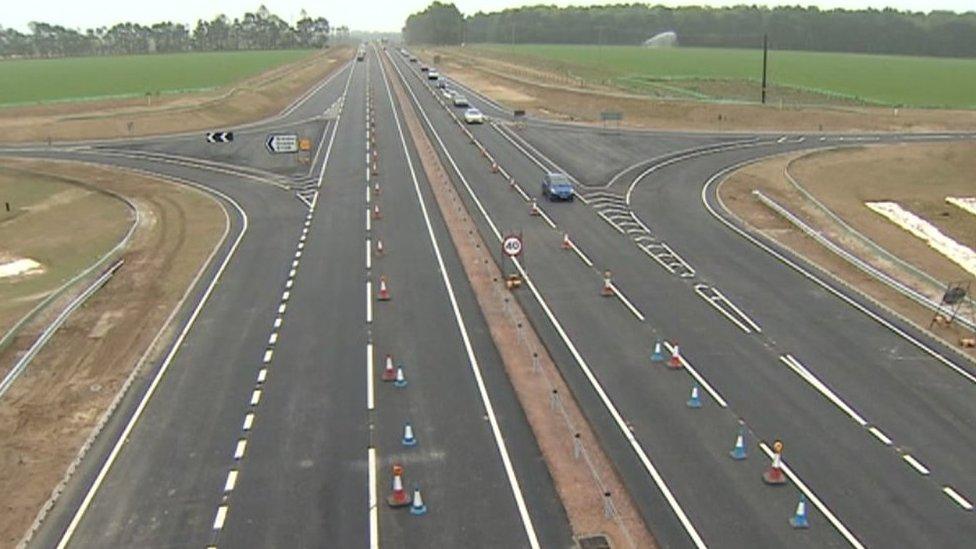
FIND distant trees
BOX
[404,3,976,58]
[0,5,330,58]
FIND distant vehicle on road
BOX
[409,56,418,62]
[452,94,469,107]
[541,172,575,201]
[428,69,440,79]
[441,88,454,99]
[356,49,365,61]
[436,79,447,89]
[464,108,485,124]
[420,64,429,72]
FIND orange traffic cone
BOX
[372,204,382,220]
[561,233,572,250]
[530,199,541,216]
[378,276,391,301]
[763,441,788,485]
[381,354,396,381]
[387,464,412,507]
[668,344,684,370]
[601,270,614,297]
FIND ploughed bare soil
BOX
[0,158,224,546]
[720,142,976,357]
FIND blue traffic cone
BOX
[402,422,417,446]
[729,431,747,460]
[394,366,407,388]
[650,338,665,363]
[410,484,428,515]
[686,385,702,408]
[790,494,810,529]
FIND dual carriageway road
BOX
[2,43,975,548]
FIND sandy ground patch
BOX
[0,259,43,278]
[0,46,351,143]
[720,142,976,354]
[0,158,224,546]
[425,48,976,133]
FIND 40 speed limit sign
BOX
[502,235,523,257]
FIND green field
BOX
[471,44,976,109]
[0,50,314,106]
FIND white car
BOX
[428,69,440,80]
[452,94,469,107]
[464,108,485,124]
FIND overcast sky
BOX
[3,0,973,33]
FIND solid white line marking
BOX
[366,208,371,232]
[759,442,865,548]
[869,427,892,446]
[234,439,247,460]
[779,355,868,426]
[250,389,262,406]
[268,333,278,345]
[366,281,373,324]
[212,505,228,530]
[263,349,274,363]
[943,486,974,510]
[242,413,254,431]
[569,241,594,267]
[368,447,379,549]
[664,342,728,408]
[224,470,238,492]
[257,368,267,383]
[378,50,541,549]
[366,185,371,204]
[903,454,931,475]
[366,343,375,410]
[273,317,282,329]
[366,238,372,271]
[608,283,645,322]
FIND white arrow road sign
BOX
[267,134,299,153]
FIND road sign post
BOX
[502,233,524,289]
[266,133,299,154]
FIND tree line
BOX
[404,3,976,58]
[0,5,330,58]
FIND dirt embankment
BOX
[424,48,976,133]
[719,142,976,355]
[0,46,352,143]
[0,158,225,546]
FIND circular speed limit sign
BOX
[502,235,523,257]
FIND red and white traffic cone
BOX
[530,199,541,216]
[373,182,381,195]
[387,464,412,507]
[601,270,614,297]
[763,445,788,485]
[509,176,516,189]
[376,238,385,256]
[490,161,499,173]
[371,160,379,176]
[377,276,391,301]
[372,204,382,220]
[668,344,684,370]
[561,233,572,250]
[381,354,396,381]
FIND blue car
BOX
[541,172,575,201]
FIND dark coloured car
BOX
[541,172,575,201]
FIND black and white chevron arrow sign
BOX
[205,131,234,143]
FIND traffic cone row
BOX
[376,238,384,256]
[667,344,684,370]
[490,161,499,173]
[372,204,382,219]
[381,354,396,381]
[763,444,787,485]
[387,464,411,507]
[561,233,572,250]
[529,199,540,216]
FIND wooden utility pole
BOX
[761,34,768,104]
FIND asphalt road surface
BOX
[2,44,975,548]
